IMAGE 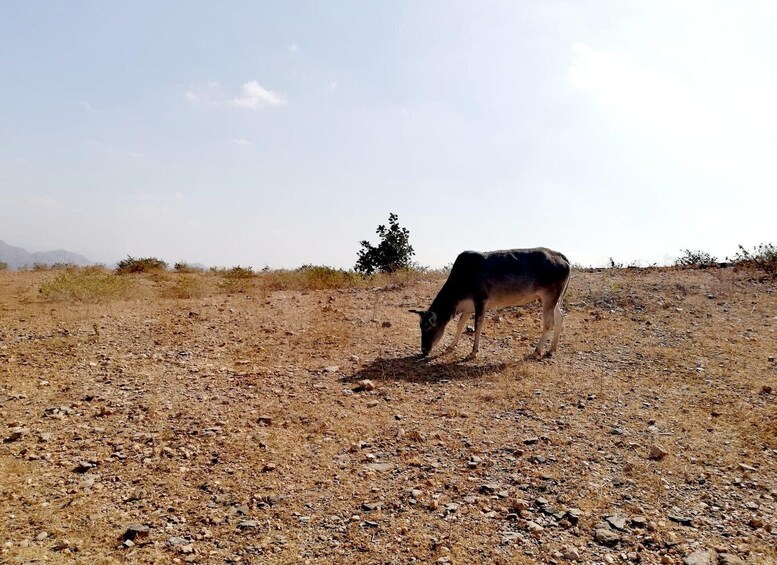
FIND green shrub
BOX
[729,243,777,277]
[675,249,717,267]
[39,269,131,302]
[355,213,415,274]
[116,256,168,274]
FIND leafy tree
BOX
[355,213,415,274]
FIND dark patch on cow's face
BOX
[415,310,445,356]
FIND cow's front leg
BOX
[444,311,471,355]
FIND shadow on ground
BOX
[342,354,509,384]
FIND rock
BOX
[51,539,71,552]
[3,427,29,443]
[524,520,544,533]
[261,463,276,472]
[760,385,773,394]
[381,321,392,328]
[443,503,459,513]
[365,462,394,472]
[353,379,375,392]
[510,498,529,512]
[324,365,340,373]
[238,520,258,529]
[630,516,648,528]
[649,444,669,460]
[669,514,693,526]
[74,461,95,473]
[683,549,716,565]
[480,483,499,494]
[718,553,746,565]
[594,527,621,546]
[606,515,628,531]
[256,415,272,426]
[122,524,150,541]
[168,536,189,546]
[748,516,765,529]
[523,437,539,445]
[737,462,756,472]
[35,531,49,541]
[562,546,581,561]
[566,508,583,525]
[362,502,383,512]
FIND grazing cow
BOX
[410,248,571,359]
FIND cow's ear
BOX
[408,309,426,316]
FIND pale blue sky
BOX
[1,1,775,268]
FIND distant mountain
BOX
[0,239,94,269]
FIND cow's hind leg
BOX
[533,301,555,359]
[549,304,564,354]
[465,302,486,360]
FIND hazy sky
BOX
[1,1,775,268]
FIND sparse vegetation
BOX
[38,267,131,302]
[675,249,718,267]
[729,242,777,277]
[0,261,7,271]
[355,213,415,274]
[160,274,207,299]
[174,261,204,273]
[116,256,168,274]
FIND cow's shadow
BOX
[342,354,507,384]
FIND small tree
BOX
[355,213,415,274]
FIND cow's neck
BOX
[429,284,462,324]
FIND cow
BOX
[410,248,571,359]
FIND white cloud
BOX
[233,138,251,146]
[229,81,286,109]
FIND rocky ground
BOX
[0,266,775,564]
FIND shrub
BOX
[161,274,207,299]
[39,269,131,302]
[355,213,415,274]
[116,256,168,274]
[675,249,718,267]
[729,243,777,277]
[0,261,7,271]
[174,261,203,273]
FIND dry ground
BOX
[0,267,775,564]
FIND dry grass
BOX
[1,266,775,564]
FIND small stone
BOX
[594,527,621,546]
[443,502,459,513]
[748,516,765,529]
[718,553,747,565]
[3,427,29,443]
[168,537,189,546]
[523,437,539,445]
[630,516,648,528]
[649,444,669,460]
[362,502,383,512]
[510,498,529,512]
[381,321,392,328]
[365,462,394,472]
[562,546,581,561]
[257,415,272,425]
[627,552,639,562]
[122,524,149,541]
[35,531,49,541]
[480,483,499,494]
[566,508,583,524]
[737,462,756,472]
[606,515,628,531]
[668,514,692,526]
[760,385,773,394]
[324,365,340,373]
[353,379,375,392]
[74,461,95,473]
[261,463,276,472]
[683,549,716,565]
[238,520,258,529]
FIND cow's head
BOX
[409,309,445,356]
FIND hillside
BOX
[0,266,775,564]
[0,240,93,269]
